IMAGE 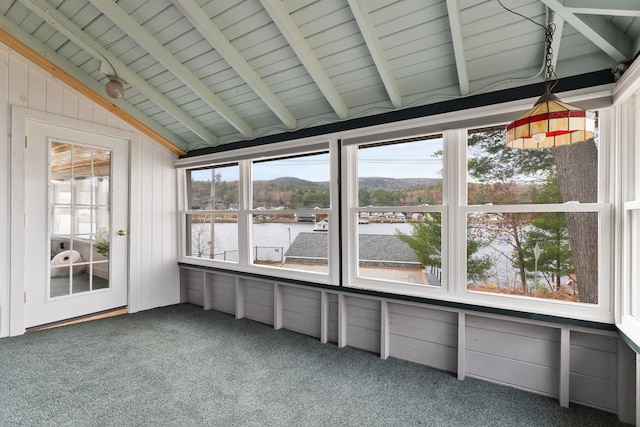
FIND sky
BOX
[191,138,444,183]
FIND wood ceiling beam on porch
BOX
[172,0,297,130]
[90,0,254,138]
[20,0,218,148]
[445,0,470,96]
[541,0,634,62]
[0,20,187,156]
[562,0,640,17]
[347,0,403,107]
[260,0,349,119]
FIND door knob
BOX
[117,230,127,236]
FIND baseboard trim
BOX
[27,307,128,332]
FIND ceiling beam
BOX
[562,0,640,17]
[260,0,349,119]
[20,0,218,147]
[171,0,296,130]
[0,19,187,155]
[90,0,254,138]
[445,0,470,96]
[540,0,634,62]
[347,0,402,107]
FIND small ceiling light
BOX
[105,76,125,99]
[502,5,595,149]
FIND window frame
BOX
[458,124,612,320]
[177,87,615,323]
[246,150,333,277]
[183,163,240,261]
[340,125,612,322]
[616,68,640,347]
[341,132,450,297]
[177,137,340,286]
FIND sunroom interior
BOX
[2,0,640,424]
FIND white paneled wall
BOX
[0,45,9,337]
[388,303,457,373]
[129,134,180,312]
[282,286,322,338]
[243,279,275,326]
[465,316,560,396]
[183,267,636,423]
[569,332,618,411]
[346,297,381,354]
[0,43,179,336]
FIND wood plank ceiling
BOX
[1,0,639,155]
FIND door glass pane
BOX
[50,142,112,298]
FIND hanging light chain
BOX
[544,23,558,92]
[496,1,559,93]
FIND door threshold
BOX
[27,307,128,332]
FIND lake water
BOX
[202,222,413,253]
[195,221,558,293]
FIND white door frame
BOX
[9,106,136,336]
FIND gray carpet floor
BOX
[0,303,629,426]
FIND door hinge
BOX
[24,291,27,303]
[24,136,27,148]
[24,214,27,227]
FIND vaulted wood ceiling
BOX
[1,1,639,155]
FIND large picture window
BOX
[185,164,239,261]
[179,140,337,284]
[465,127,605,304]
[345,135,446,289]
[178,109,612,322]
[250,152,331,274]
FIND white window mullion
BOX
[177,170,187,263]
[328,139,340,284]
[630,211,638,317]
[617,98,637,320]
[238,159,251,266]
[445,129,463,293]
[455,128,468,295]
[599,203,614,319]
[634,95,640,200]
[342,143,358,286]
[630,96,639,319]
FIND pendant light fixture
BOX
[503,6,595,149]
[99,59,126,99]
[105,75,126,99]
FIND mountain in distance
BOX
[358,177,440,190]
[258,177,327,188]
[256,176,440,191]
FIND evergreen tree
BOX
[397,213,442,268]
[397,213,491,283]
[522,212,572,292]
[522,176,572,292]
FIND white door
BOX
[24,120,129,328]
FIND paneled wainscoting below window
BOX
[180,266,636,423]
